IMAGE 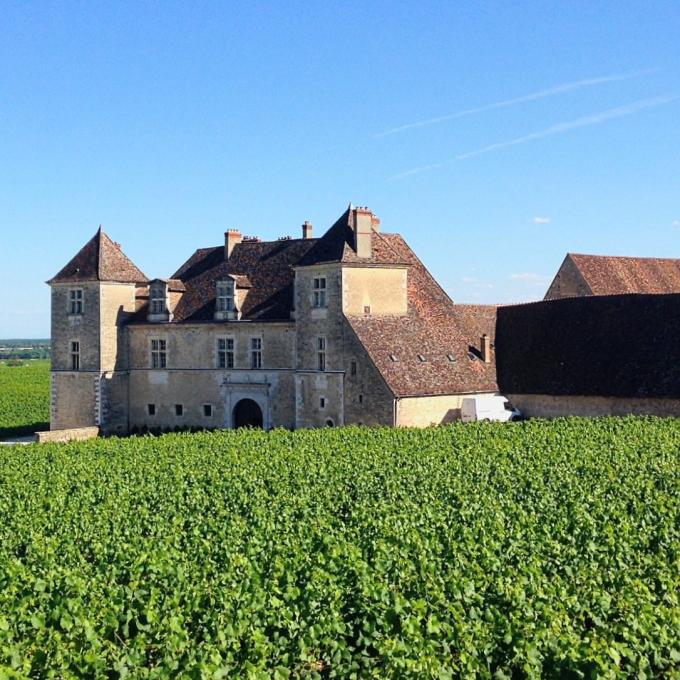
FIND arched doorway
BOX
[233,398,264,429]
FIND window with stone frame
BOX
[150,339,167,368]
[70,340,80,371]
[217,337,235,368]
[69,289,84,315]
[313,276,327,308]
[150,283,167,315]
[216,279,236,313]
[250,337,262,369]
[317,336,326,371]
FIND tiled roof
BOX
[496,293,680,398]
[48,227,148,284]
[345,235,497,397]
[170,239,317,322]
[569,253,680,295]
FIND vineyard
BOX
[0,360,50,438]
[0,419,678,677]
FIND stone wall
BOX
[508,393,680,418]
[36,426,99,444]
[341,266,408,316]
[396,392,497,427]
[544,256,591,300]
[51,372,98,430]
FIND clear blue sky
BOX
[2,1,679,337]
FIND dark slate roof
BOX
[170,238,317,322]
[496,293,680,398]
[297,206,409,267]
[346,235,498,397]
[569,253,680,295]
[48,227,148,284]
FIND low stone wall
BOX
[35,426,100,444]
[396,393,497,427]
[508,394,680,419]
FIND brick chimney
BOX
[225,230,242,260]
[481,334,492,363]
[351,206,379,258]
[302,220,313,239]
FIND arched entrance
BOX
[233,398,264,429]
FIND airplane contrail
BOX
[375,69,656,138]
[390,95,677,180]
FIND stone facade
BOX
[544,255,592,300]
[48,209,500,435]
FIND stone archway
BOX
[233,398,264,429]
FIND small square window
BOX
[319,397,326,409]
[203,404,213,417]
[175,404,183,417]
[364,305,371,315]
[147,403,156,416]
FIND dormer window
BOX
[148,281,169,322]
[69,289,83,315]
[215,279,236,320]
[313,277,327,308]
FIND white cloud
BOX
[375,69,655,137]
[532,216,551,225]
[391,95,677,180]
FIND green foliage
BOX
[0,360,50,437]
[0,418,679,677]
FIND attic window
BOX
[467,351,477,361]
[216,279,235,312]
[150,283,167,315]
[447,354,456,362]
[389,354,398,362]
[417,354,427,362]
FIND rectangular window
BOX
[217,337,235,368]
[147,403,156,416]
[319,397,326,409]
[313,277,327,308]
[151,339,167,368]
[317,336,326,371]
[216,280,235,312]
[150,285,166,315]
[69,289,83,315]
[350,360,357,376]
[175,404,183,417]
[203,404,213,418]
[250,337,262,369]
[70,341,80,371]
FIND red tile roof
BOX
[48,227,148,284]
[569,253,680,295]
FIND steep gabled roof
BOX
[171,238,317,322]
[48,227,148,284]
[496,293,680,398]
[568,253,680,295]
[345,235,497,397]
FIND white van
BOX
[461,396,522,423]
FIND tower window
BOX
[70,341,80,371]
[319,397,326,409]
[250,337,262,369]
[216,279,235,312]
[151,339,167,368]
[350,360,357,376]
[317,336,326,371]
[147,403,156,416]
[203,404,213,417]
[69,289,83,315]
[313,277,327,308]
[217,337,235,368]
[175,404,184,417]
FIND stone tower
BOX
[47,227,147,434]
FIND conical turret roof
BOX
[48,226,148,284]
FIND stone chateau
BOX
[49,205,498,434]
